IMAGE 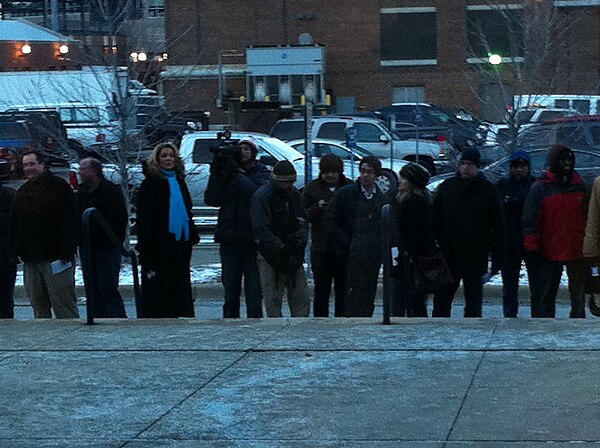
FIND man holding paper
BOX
[10,150,79,318]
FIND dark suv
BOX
[0,110,76,162]
[517,115,600,150]
[375,103,486,150]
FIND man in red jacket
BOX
[523,144,588,318]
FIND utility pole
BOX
[50,0,59,31]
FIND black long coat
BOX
[136,169,199,318]
[433,174,505,277]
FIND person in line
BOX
[0,161,17,318]
[495,151,539,318]
[303,154,353,317]
[332,156,388,317]
[205,137,270,318]
[9,150,79,318]
[136,142,199,318]
[251,160,309,318]
[77,157,129,318]
[432,148,505,318]
[392,163,437,317]
[523,144,588,318]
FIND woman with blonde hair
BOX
[136,142,199,317]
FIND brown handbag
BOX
[410,250,455,295]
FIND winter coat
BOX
[136,168,199,270]
[250,182,308,274]
[0,184,16,266]
[392,191,437,259]
[584,175,600,259]
[331,182,388,258]
[302,175,353,254]
[523,168,587,261]
[10,170,77,263]
[77,178,128,253]
[204,161,270,244]
[496,174,535,253]
[433,173,505,276]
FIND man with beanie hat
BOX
[303,154,353,317]
[523,144,588,318]
[332,156,389,317]
[205,137,270,318]
[432,149,505,317]
[250,160,309,317]
[496,150,538,317]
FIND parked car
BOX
[375,102,487,151]
[270,115,457,174]
[517,115,600,150]
[287,138,407,192]
[427,147,600,192]
[0,110,80,162]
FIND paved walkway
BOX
[2,314,600,447]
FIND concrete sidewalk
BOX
[2,317,600,447]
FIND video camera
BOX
[209,130,242,176]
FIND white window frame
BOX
[554,0,600,6]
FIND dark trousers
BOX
[220,242,263,318]
[392,259,427,317]
[311,250,347,318]
[535,258,587,318]
[0,264,16,319]
[433,271,483,318]
[87,248,127,318]
[343,253,380,317]
[501,250,541,318]
[140,239,194,318]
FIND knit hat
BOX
[237,137,259,155]
[399,163,430,189]
[548,144,575,174]
[272,160,297,182]
[460,148,481,167]
[319,153,343,174]
[0,160,11,178]
[509,150,530,167]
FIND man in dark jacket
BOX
[205,137,270,318]
[250,160,309,318]
[10,150,78,318]
[77,157,129,318]
[0,161,16,318]
[332,156,388,317]
[432,148,505,318]
[523,144,588,318]
[303,154,353,317]
[496,150,538,318]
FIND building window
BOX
[466,4,524,63]
[147,0,164,17]
[380,7,437,66]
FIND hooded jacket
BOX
[495,151,536,253]
[523,145,588,261]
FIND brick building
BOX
[0,19,81,71]
[163,0,600,122]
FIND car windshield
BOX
[270,121,303,141]
[0,122,30,140]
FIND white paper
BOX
[391,247,399,266]
[50,260,72,275]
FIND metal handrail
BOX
[81,207,140,325]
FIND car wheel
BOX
[376,169,398,197]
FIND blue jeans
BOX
[0,264,16,319]
[220,242,263,318]
[86,248,127,318]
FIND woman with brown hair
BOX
[136,142,199,318]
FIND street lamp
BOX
[20,44,32,55]
[59,44,69,55]
[488,53,502,65]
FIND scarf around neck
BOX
[161,169,189,241]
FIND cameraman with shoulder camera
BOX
[205,136,270,318]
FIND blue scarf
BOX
[162,169,189,241]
